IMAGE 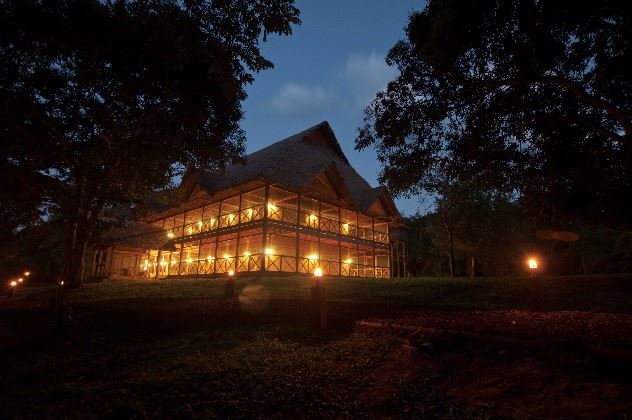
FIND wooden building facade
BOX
[89,122,405,280]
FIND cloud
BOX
[269,82,332,117]
[343,51,398,107]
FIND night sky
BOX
[241,0,426,216]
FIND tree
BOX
[1,0,300,287]
[357,0,632,228]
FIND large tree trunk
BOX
[61,177,102,289]
[441,210,455,277]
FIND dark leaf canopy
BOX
[0,0,300,232]
[357,0,632,226]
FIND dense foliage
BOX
[357,0,632,228]
[0,0,300,285]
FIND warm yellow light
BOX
[223,254,231,259]
[197,221,203,228]
[171,260,176,265]
[187,226,193,234]
[243,251,251,257]
[228,270,235,276]
[206,256,214,262]
[309,214,318,221]
[528,258,538,269]
[344,258,352,264]
[167,232,175,238]
[264,248,274,255]
[10,280,17,287]
[267,203,277,210]
[342,223,349,234]
[229,213,235,220]
[24,271,31,276]
[210,217,216,226]
[60,280,64,286]
[314,267,323,277]
[247,208,253,217]
[307,254,318,261]
[18,277,23,283]
[187,258,193,264]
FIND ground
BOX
[1,276,631,418]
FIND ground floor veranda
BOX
[92,223,391,280]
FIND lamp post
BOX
[7,280,17,298]
[527,257,542,310]
[225,270,235,300]
[311,267,327,330]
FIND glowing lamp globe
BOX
[314,267,323,277]
[528,258,538,270]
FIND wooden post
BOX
[310,276,326,330]
[261,184,269,272]
[225,271,235,300]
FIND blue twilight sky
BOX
[240,0,430,217]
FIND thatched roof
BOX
[192,121,400,218]
[99,220,175,250]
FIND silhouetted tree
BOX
[357,0,632,228]
[1,0,300,287]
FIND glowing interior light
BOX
[267,203,277,211]
[18,277,23,283]
[187,258,193,264]
[187,226,193,234]
[344,258,353,264]
[223,254,231,259]
[210,217,216,226]
[10,280,17,287]
[247,208,253,217]
[167,232,175,238]
[307,254,318,261]
[243,251,251,257]
[197,221,203,228]
[171,260,176,265]
[24,271,31,276]
[313,267,323,277]
[528,258,538,269]
[264,248,274,255]
[206,256,214,262]
[228,270,235,276]
[342,223,350,234]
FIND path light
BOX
[228,270,235,276]
[17,277,23,283]
[528,258,538,270]
[7,280,17,298]
[24,271,31,276]
[10,280,17,287]
[314,267,323,277]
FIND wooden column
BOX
[177,211,186,276]
[295,193,301,273]
[261,184,269,272]
[214,199,222,274]
[338,206,342,276]
[235,192,242,272]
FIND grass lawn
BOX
[2,275,632,418]
[55,274,632,313]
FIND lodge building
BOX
[89,122,406,280]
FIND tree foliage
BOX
[0,0,300,285]
[357,0,632,227]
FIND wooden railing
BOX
[165,204,389,244]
